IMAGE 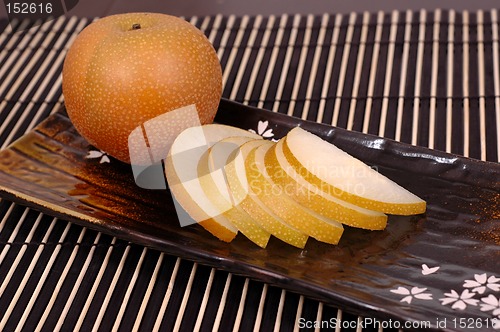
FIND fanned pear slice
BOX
[282,127,426,215]
[198,136,271,248]
[265,139,388,230]
[247,143,344,244]
[224,140,309,248]
[164,124,261,242]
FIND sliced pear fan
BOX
[165,123,425,246]
[282,127,426,215]
[224,140,309,248]
[265,139,388,230]
[247,143,344,244]
[198,136,271,248]
[164,124,261,242]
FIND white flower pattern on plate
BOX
[480,294,500,316]
[86,150,110,163]
[249,120,274,138]
[421,264,440,275]
[440,289,479,310]
[390,286,433,304]
[464,274,500,294]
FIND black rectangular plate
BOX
[0,99,499,331]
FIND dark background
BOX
[1,0,500,19]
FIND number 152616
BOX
[6,2,53,14]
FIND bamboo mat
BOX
[0,9,498,331]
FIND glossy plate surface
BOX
[0,100,499,331]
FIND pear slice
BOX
[246,143,344,244]
[198,136,271,248]
[224,140,309,248]
[265,139,388,230]
[282,127,426,215]
[164,124,261,242]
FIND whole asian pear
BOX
[62,13,223,163]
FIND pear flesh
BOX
[165,124,261,242]
[199,137,271,248]
[247,143,344,244]
[225,140,309,248]
[282,127,426,215]
[265,139,388,230]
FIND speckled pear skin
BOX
[62,13,222,163]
